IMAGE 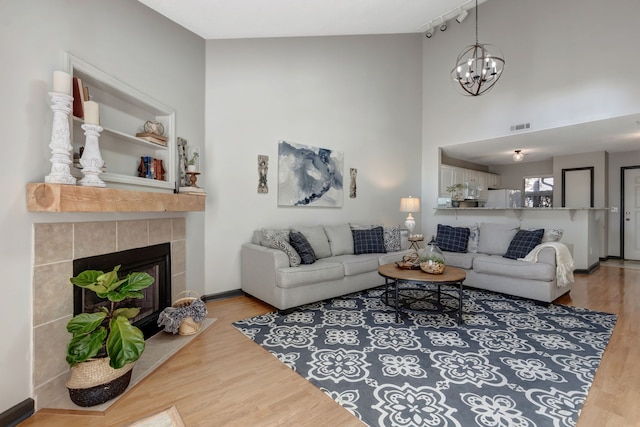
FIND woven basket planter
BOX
[66,358,134,407]
[172,290,203,336]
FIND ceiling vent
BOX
[510,122,531,132]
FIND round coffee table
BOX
[378,263,466,324]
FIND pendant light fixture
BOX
[513,150,524,162]
[451,0,505,96]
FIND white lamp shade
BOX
[400,197,421,213]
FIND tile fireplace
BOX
[32,218,186,410]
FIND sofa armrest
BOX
[242,243,290,269]
[533,247,557,267]
[241,243,290,308]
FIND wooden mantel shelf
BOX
[27,183,205,212]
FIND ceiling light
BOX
[513,150,524,162]
[425,25,434,38]
[451,0,505,96]
[440,21,448,31]
[456,9,468,23]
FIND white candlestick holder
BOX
[78,124,106,187]
[44,92,76,185]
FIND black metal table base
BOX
[383,278,464,324]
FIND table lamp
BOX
[400,196,421,237]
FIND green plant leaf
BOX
[98,266,128,294]
[106,291,128,302]
[120,272,154,293]
[113,307,140,319]
[66,312,107,335]
[106,316,145,369]
[70,270,109,294]
[66,326,107,366]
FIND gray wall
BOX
[420,0,640,243]
[0,0,205,413]
[204,34,423,291]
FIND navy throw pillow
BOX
[352,226,387,255]
[504,229,544,259]
[289,231,316,264]
[436,224,470,253]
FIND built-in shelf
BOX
[27,183,205,213]
[72,117,168,151]
[67,53,177,191]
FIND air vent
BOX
[510,122,531,132]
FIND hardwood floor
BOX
[20,266,640,426]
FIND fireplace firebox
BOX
[73,243,171,339]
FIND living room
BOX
[2,0,640,425]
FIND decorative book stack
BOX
[135,132,168,147]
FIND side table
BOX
[408,236,424,251]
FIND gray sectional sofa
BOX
[240,222,573,312]
[241,224,412,310]
[439,222,573,302]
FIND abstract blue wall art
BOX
[278,141,344,207]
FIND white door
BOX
[624,168,640,260]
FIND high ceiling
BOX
[137,0,476,39]
[137,0,640,165]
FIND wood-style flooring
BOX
[19,265,640,426]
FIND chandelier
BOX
[451,0,505,96]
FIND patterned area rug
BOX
[233,285,617,427]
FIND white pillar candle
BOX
[84,101,100,125]
[52,71,71,95]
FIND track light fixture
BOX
[513,150,524,162]
[456,9,468,23]
[425,26,434,38]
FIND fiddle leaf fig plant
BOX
[66,265,154,369]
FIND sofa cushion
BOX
[542,229,563,242]
[442,251,488,270]
[378,249,414,266]
[276,262,344,289]
[324,224,354,256]
[383,226,402,252]
[319,254,379,276]
[289,231,316,264]
[504,229,544,259]
[478,223,520,255]
[467,224,480,253]
[349,223,382,230]
[291,225,332,259]
[436,224,470,253]
[259,228,290,246]
[473,255,555,281]
[264,233,301,267]
[352,226,387,255]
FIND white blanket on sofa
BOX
[520,242,575,288]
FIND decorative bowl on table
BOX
[420,260,445,275]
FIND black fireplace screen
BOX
[73,243,171,339]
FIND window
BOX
[524,176,553,207]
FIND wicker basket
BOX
[172,290,203,336]
[66,358,135,407]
